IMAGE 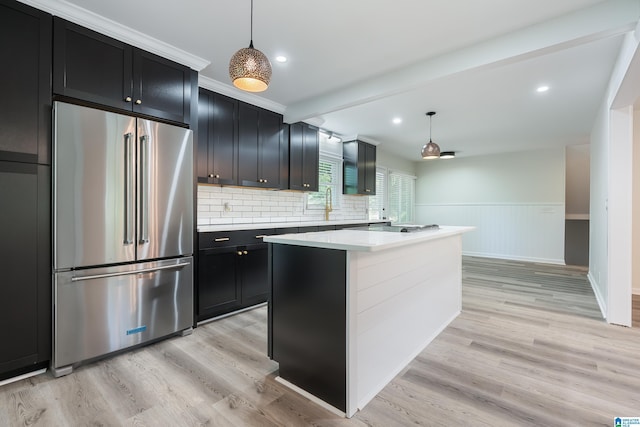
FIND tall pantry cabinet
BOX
[0,0,52,381]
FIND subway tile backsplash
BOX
[197,185,368,226]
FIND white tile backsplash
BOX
[197,184,368,226]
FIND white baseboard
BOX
[588,271,607,319]
[463,251,565,266]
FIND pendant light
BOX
[421,111,441,159]
[229,0,272,92]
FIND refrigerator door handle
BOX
[124,132,134,245]
[70,261,191,282]
[139,134,150,244]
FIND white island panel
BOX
[349,235,463,411]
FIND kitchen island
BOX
[264,225,474,417]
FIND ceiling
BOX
[25,0,640,160]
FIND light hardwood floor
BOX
[2,257,640,426]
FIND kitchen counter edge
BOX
[197,219,389,233]
[263,225,475,252]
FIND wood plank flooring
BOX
[633,294,640,328]
[2,257,640,426]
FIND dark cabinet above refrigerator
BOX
[53,17,193,126]
[0,0,51,165]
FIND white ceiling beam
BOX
[284,0,640,124]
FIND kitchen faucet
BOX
[325,187,333,220]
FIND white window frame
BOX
[305,151,343,210]
[368,166,388,220]
[387,170,416,224]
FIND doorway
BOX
[564,144,590,267]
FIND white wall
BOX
[634,109,640,295]
[565,144,591,217]
[377,147,416,176]
[415,148,566,263]
[589,103,610,318]
[589,29,640,325]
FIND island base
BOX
[268,231,465,417]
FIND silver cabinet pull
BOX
[71,262,190,282]
[135,99,142,105]
[139,135,150,244]
[123,133,134,244]
[125,96,132,102]
[214,237,230,242]
[255,235,267,239]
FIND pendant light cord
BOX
[429,114,432,142]
[250,0,254,45]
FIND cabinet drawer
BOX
[199,228,274,249]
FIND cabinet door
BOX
[237,103,261,187]
[241,245,269,307]
[53,17,133,111]
[197,249,241,321]
[133,48,191,125]
[288,123,304,190]
[0,162,50,378]
[258,109,282,189]
[0,0,51,164]
[197,89,212,183]
[363,142,376,195]
[210,93,238,185]
[343,140,376,195]
[302,124,319,192]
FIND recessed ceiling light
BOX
[537,85,550,93]
[275,55,287,63]
[392,117,402,124]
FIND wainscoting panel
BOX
[416,203,565,264]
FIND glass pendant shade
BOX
[421,140,440,159]
[229,41,272,92]
[229,0,272,92]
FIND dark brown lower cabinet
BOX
[197,232,270,322]
[0,162,50,380]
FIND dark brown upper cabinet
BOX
[288,122,319,192]
[343,140,376,195]
[237,103,283,189]
[197,88,238,185]
[0,0,51,165]
[53,17,191,125]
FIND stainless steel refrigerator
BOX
[52,101,194,377]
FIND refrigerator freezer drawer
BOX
[53,257,193,370]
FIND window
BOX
[388,172,415,223]
[368,167,387,220]
[306,154,342,209]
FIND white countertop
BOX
[197,219,388,233]
[263,225,475,252]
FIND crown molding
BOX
[198,75,286,115]
[17,0,210,71]
[341,135,380,146]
